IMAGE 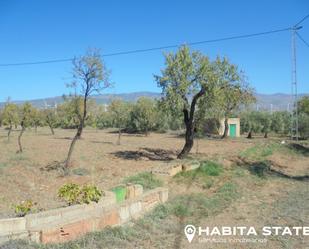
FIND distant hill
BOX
[0,91,308,111]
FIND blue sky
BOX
[0,0,308,101]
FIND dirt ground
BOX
[0,127,253,217]
[0,127,308,249]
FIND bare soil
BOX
[0,127,252,217]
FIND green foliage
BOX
[58,183,103,205]
[109,99,131,129]
[240,110,292,137]
[43,108,58,129]
[298,96,309,115]
[80,185,103,204]
[155,46,216,114]
[128,97,158,135]
[169,182,239,219]
[299,113,309,139]
[123,172,163,190]
[239,142,280,160]
[2,103,19,127]
[19,102,35,128]
[96,107,113,129]
[58,183,81,205]
[56,97,83,129]
[199,161,223,176]
[14,200,34,217]
[297,97,309,139]
[213,57,255,121]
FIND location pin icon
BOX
[184,225,196,243]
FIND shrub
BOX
[58,183,104,205]
[14,200,34,217]
[199,161,223,176]
[58,183,81,205]
[80,185,103,204]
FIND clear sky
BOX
[0,0,308,101]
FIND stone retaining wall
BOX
[0,185,168,244]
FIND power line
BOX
[296,32,309,48]
[0,27,291,67]
[0,58,73,67]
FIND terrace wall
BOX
[0,185,168,244]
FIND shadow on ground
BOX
[111,147,177,161]
[288,143,309,157]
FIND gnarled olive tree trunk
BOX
[247,129,253,139]
[221,117,229,139]
[64,94,87,170]
[178,88,205,159]
[7,124,12,141]
[17,122,25,153]
[117,128,121,145]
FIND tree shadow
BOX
[288,143,309,157]
[111,147,177,161]
[90,140,113,145]
[233,157,309,181]
[53,136,72,140]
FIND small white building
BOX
[218,118,240,137]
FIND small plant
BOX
[58,183,103,205]
[123,172,163,190]
[80,185,103,204]
[58,183,81,205]
[14,200,34,217]
[172,204,190,218]
[199,161,223,176]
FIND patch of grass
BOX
[9,153,28,162]
[72,167,90,176]
[0,162,8,169]
[167,182,239,220]
[232,166,246,177]
[179,161,223,178]
[123,172,163,190]
[239,142,280,160]
[199,161,223,176]
[285,143,309,157]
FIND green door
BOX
[229,124,236,137]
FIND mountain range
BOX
[1,92,308,112]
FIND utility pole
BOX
[290,25,302,141]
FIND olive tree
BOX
[155,46,219,158]
[2,103,19,141]
[64,49,110,169]
[215,57,255,138]
[31,107,44,133]
[43,109,58,135]
[109,99,131,144]
[129,97,157,136]
[17,103,34,153]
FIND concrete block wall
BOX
[152,160,201,177]
[0,184,168,245]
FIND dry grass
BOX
[0,127,252,217]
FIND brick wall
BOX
[0,185,168,244]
